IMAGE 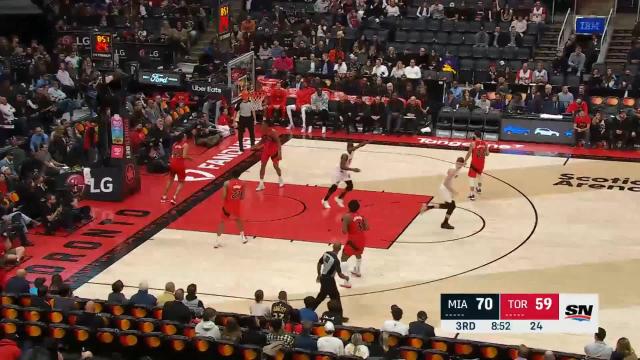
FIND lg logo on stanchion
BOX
[89,178,113,193]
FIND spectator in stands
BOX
[585,327,613,359]
[241,15,256,37]
[31,285,51,310]
[430,0,445,19]
[163,288,192,324]
[403,97,421,133]
[30,126,49,152]
[48,274,64,296]
[308,87,330,134]
[500,4,513,22]
[29,278,45,295]
[108,280,127,304]
[56,62,76,98]
[610,111,631,149]
[294,321,318,351]
[476,93,492,113]
[530,1,547,23]
[271,290,294,323]
[242,316,268,346]
[474,26,490,48]
[409,310,436,338]
[492,93,508,111]
[557,86,574,111]
[195,308,221,339]
[417,1,430,17]
[405,59,422,80]
[0,96,16,126]
[373,59,389,78]
[317,321,344,355]
[184,283,205,317]
[0,333,20,360]
[4,268,29,294]
[533,62,548,84]
[129,281,157,306]
[266,319,294,348]
[345,333,369,359]
[574,109,591,147]
[566,97,588,115]
[42,194,73,234]
[52,284,75,312]
[568,47,586,75]
[382,304,409,335]
[493,26,509,48]
[511,16,527,35]
[516,63,533,85]
[335,58,349,75]
[588,68,604,89]
[390,61,405,79]
[156,281,176,306]
[610,337,637,360]
[385,0,401,17]
[459,90,475,110]
[258,43,271,60]
[250,289,271,317]
[320,299,344,325]
[270,40,284,59]
[386,93,404,134]
[507,26,523,47]
[517,345,530,360]
[315,0,330,13]
[299,296,319,322]
[273,53,294,74]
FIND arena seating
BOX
[0,292,586,360]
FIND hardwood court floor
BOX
[74,139,640,353]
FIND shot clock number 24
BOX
[440,293,598,333]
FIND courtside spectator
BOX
[320,299,344,325]
[107,280,127,304]
[517,345,530,360]
[163,288,192,324]
[183,283,205,317]
[610,338,637,360]
[0,334,21,360]
[48,274,64,295]
[195,308,221,339]
[317,322,344,355]
[574,109,591,147]
[4,268,29,294]
[52,284,75,312]
[250,289,271,317]
[242,316,267,346]
[382,304,409,335]
[222,318,243,343]
[545,350,556,360]
[409,310,436,339]
[584,327,613,360]
[558,86,574,111]
[271,290,294,322]
[157,281,176,306]
[77,301,102,330]
[345,333,370,358]
[293,321,318,351]
[299,296,319,322]
[31,286,51,310]
[266,318,294,348]
[129,281,157,306]
[307,87,330,134]
[29,277,46,295]
[566,98,588,115]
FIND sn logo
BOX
[564,304,593,322]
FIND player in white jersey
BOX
[322,141,368,209]
[420,157,465,229]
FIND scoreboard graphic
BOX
[441,294,598,333]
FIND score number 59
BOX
[535,297,553,310]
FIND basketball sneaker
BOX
[468,194,476,201]
[286,124,293,130]
[340,282,352,288]
[170,197,177,205]
[321,126,326,134]
[441,222,455,230]
[160,196,168,203]
[322,200,331,209]
[334,197,345,207]
[241,235,248,244]
[476,187,482,194]
[308,126,313,133]
[278,177,285,188]
[301,127,306,133]
[256,182,265,191]
[351,271,362,278]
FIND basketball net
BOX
[248,89,266,111]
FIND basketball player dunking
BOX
[340,200,369,288]
[464,131,490,201]
[254,120,284,191]
[322,141,368,209]
[215,170,247,248]
[420,157,465,229]
[161,133,192,204]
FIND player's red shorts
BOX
[343,237,365,257]
[261,148,279,164]
[468,162,484,178]
[222,204,242,219]
[169,159,186,181]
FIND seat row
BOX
[436,108,502,139]
[387,43,532,60]
[391,19,542,36]
[393,31,535,48]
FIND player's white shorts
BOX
[332,168,351,184]
[439,184,453,203]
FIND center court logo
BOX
[553,173,640,192]
[564,304,593,321]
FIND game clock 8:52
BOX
[491,321,511,331]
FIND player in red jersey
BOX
[161,133,192,204]
[254,120,283,191]
[339,200,369,288]
[464,131,490,201]
[215,170,247,248]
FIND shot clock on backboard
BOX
[441,294,598,333]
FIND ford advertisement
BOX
[500,118,575,145]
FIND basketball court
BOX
[56,136,639,353]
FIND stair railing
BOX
[557,9,573,51]
[597,8,615,64]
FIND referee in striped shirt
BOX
[313,243,350,320]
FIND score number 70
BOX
[475,297,553,310]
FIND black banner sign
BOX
[189,81,231,101]
[114,43,174,68]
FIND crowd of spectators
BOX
[0,274,637,360]
[207,0,640,148]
